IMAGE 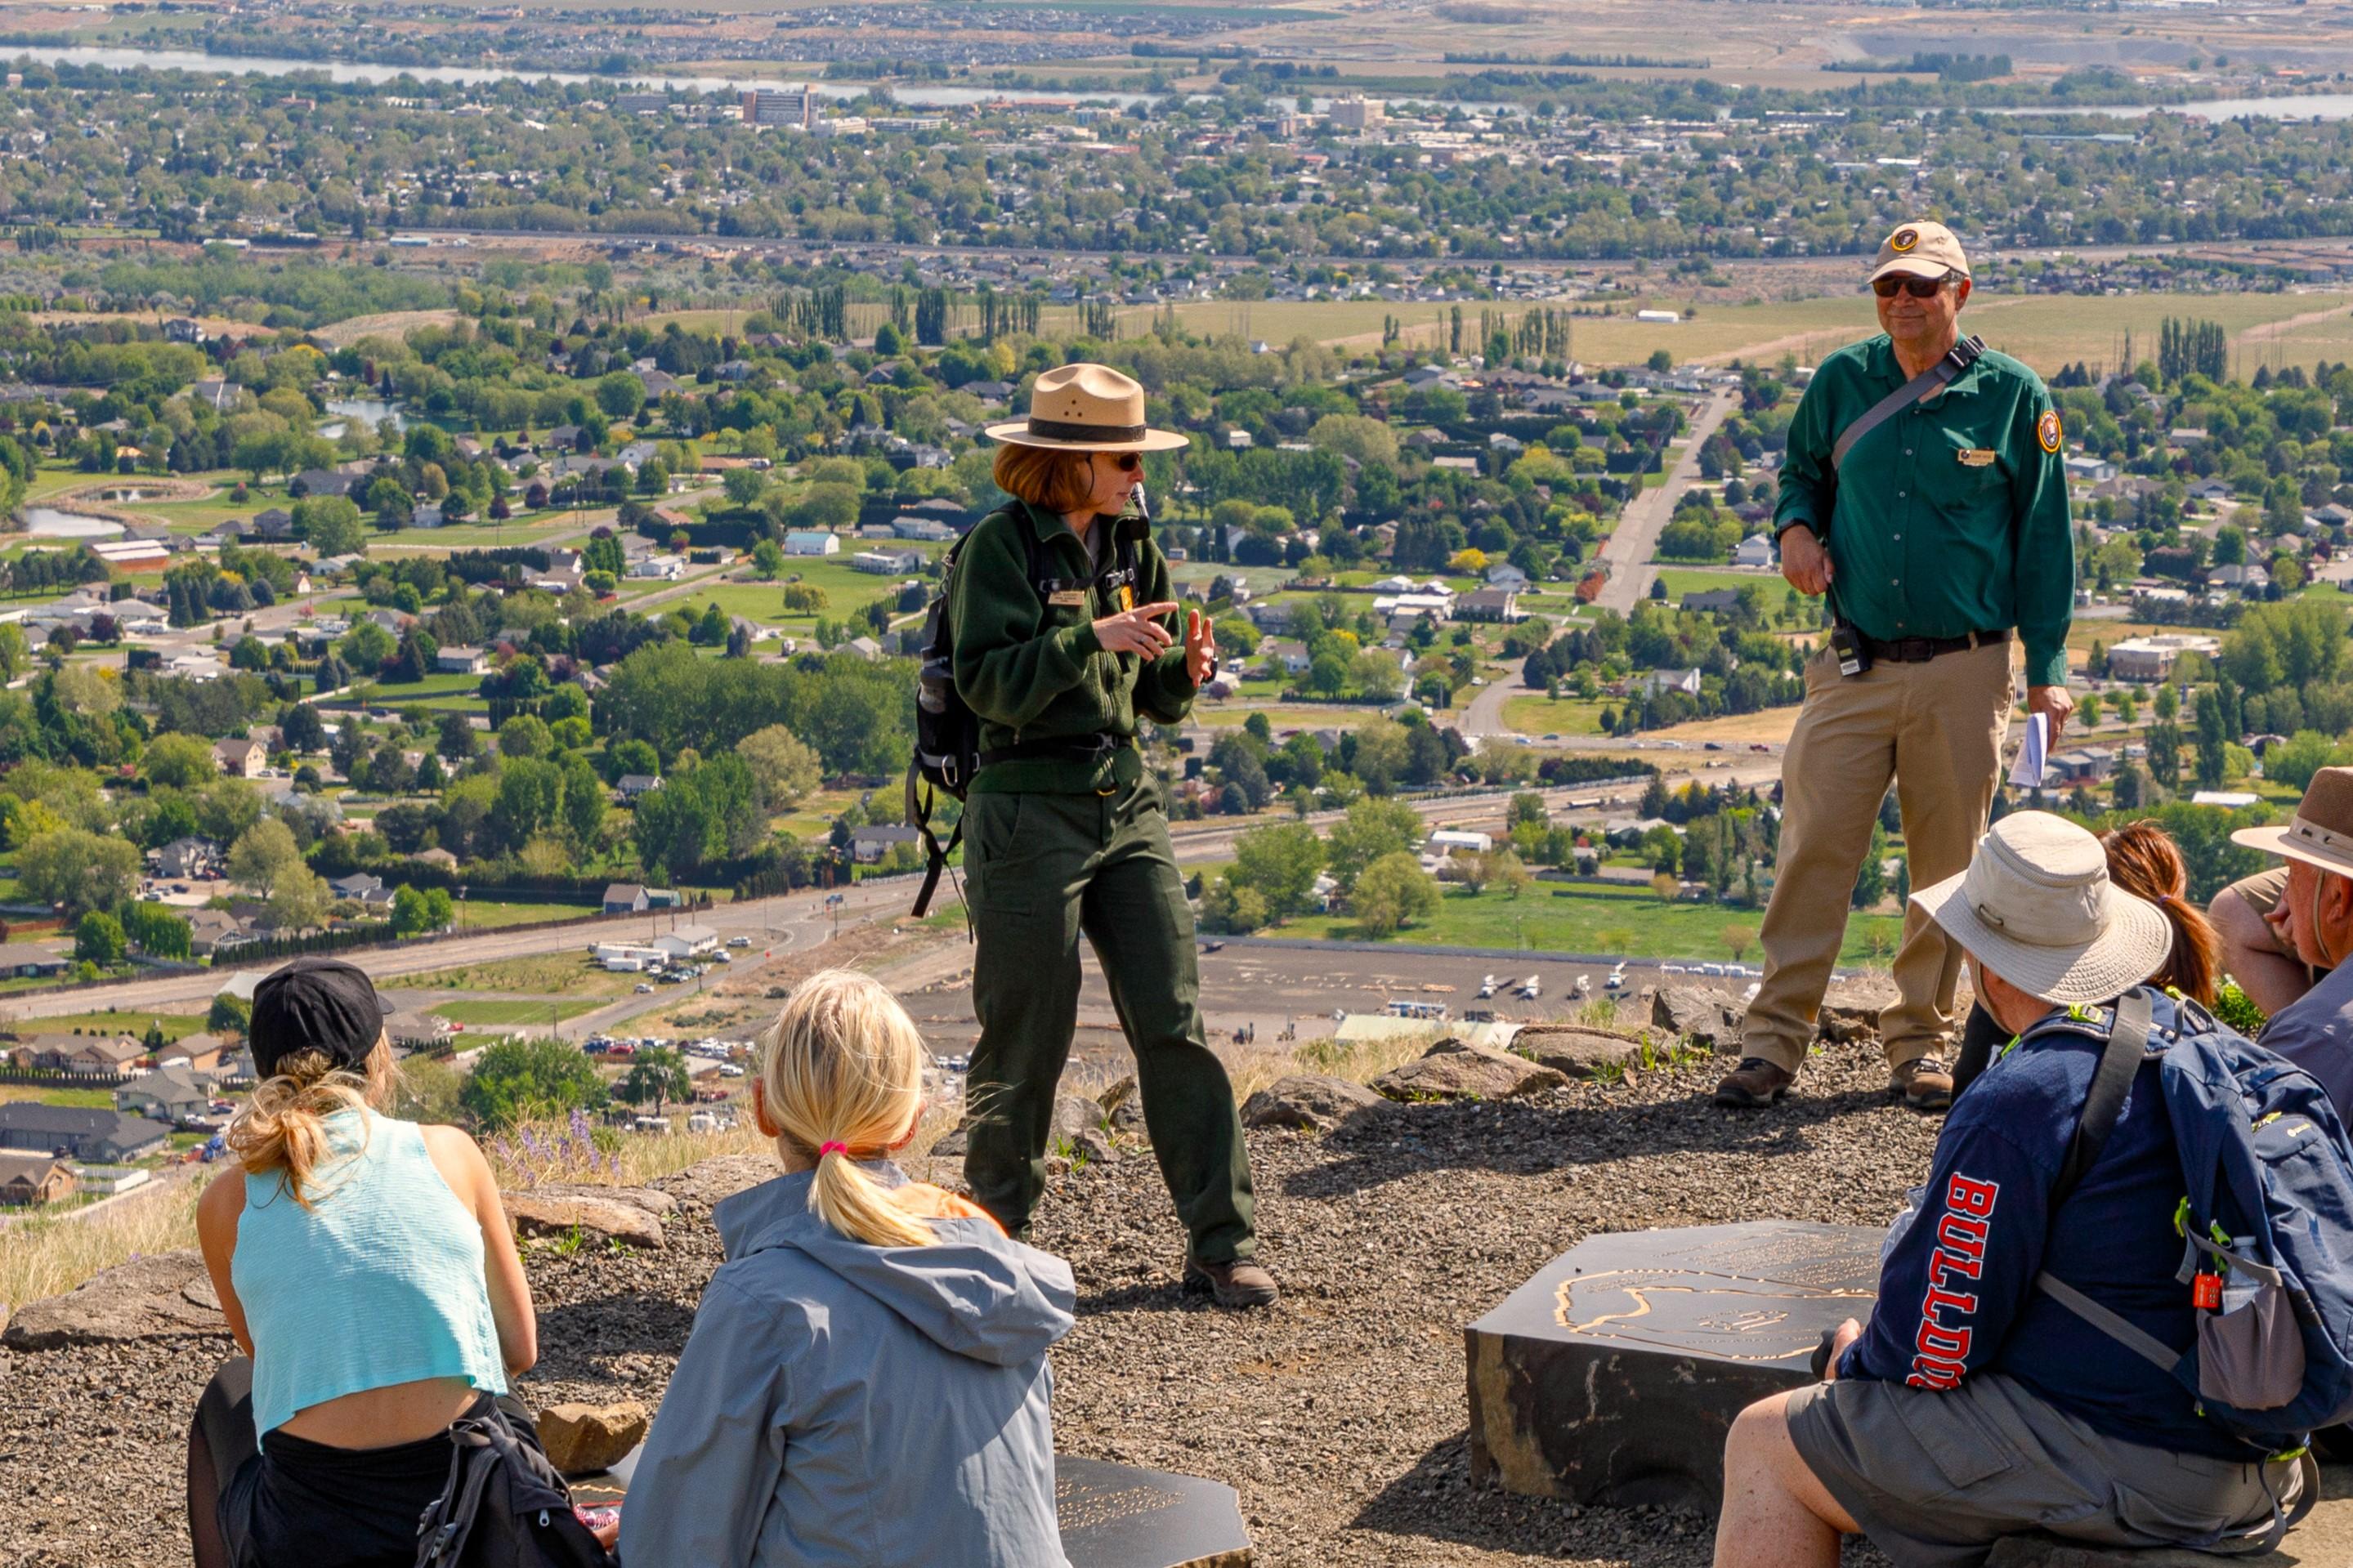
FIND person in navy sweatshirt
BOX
[1713,812,2309,1568]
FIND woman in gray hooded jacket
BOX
[618,970,1075,1567]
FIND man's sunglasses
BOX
[1872,273,1956,300]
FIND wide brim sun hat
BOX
[2230,766,2353,882]
[982,362,1189,453]
[1911,811,2172,1007]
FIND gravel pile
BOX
[0,1040,1931,1567]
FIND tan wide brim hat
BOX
[1912,811,2172,1007]
[2231,766,2353,878]
[983,362,1188,453]
[1868,219,1972,284]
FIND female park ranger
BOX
[952,362,1274,1309]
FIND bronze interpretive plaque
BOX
[1466,1222,1883,1512]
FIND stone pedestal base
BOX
[1466,1221,1881,1513]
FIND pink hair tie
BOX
[818,1141,849,1158]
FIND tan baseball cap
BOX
[1868,220,1971,284]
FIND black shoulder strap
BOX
[2052,988,2154,1211]
[1829,334,1986,471]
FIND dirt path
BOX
[2231,301,2352,346]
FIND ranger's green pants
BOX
[962,775,1257,1263]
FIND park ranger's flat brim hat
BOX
[1868,219,1972,284]
[983,362,1189,453]
[1912,811,2172,1007]
[2232,766,2353,880]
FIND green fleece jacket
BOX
[949,500,1197,793]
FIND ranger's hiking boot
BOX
[1183,1256,1279,1310]
[1891,1057,1955,1114]
[1713,1057,1795,1109]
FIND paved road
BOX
[1461,659,1528,739]
[18,761,1785,1024]
[1594,388,1740,611]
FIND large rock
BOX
[929,1122,972,1158]
[524,1182,677,1217]
[1373,1040,1569,1102]
[1651,987,1745,1054]
[505,1190,666,1250]
[1050,1092,1104,1143]
[536,1400,649,1477]
[1241,1074,1398,1133]
[1816,1000,1885,1044]
[1514,1026,1648,1079]
[3,1249,224,1350]
[653,1154,776,1209]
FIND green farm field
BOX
[1277,879,1904,966]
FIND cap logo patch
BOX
[2038,409,2063,454]
[1891,227,1919,252]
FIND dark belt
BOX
[1859,628,2010,663]
[977,732,1133,768]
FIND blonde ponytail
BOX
[757,969,934,1249]
[226,1036,396,1208]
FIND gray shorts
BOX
[1786,1374,2301,1568]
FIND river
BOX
[2,42,1166,106]
[1992,94,2353,123]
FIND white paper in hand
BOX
[2007,711,2049,789]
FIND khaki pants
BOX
[1742,637,2014,1074]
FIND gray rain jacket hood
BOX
[616,1163,1076,1567]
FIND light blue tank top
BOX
[233,1109,508,1439]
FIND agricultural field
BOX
[1275,878,1905,966]
[16,1010,211,1043]
[381,953,648,997]
[427,997,609,1027]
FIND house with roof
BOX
[852,549,924,575]
[0,1103,169,1163]
[213,736,265,778]
[436,646,489,675]
[616,774,662,800]
[1682,588,1742,614]
[293,469,360,499]
[1732,534,1778,570]
[329,873,391,906]
[184,909,253,958]
[785,531,841,557]
[1454,587,1525,623]
[115,1064,216,1125]
[29,1035,148,1075]
[0,1153,74,1206]
[602,882,651,914]
[1631,668,1704,699]
[848,824,924,864]
[653,924,721,958]
[0,941,73,981]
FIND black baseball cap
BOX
[249,958,392,1079]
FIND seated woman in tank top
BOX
[185,958,607,1566]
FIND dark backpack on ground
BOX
[2033,987,2353,1467]
[413,1405,613,1568]
[903,507,1138,918]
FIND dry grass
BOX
[0,1172,212,1316]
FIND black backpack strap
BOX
[2053,988,2153,1210]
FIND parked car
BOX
[726,936,751,948]
[633,983,654,994]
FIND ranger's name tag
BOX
[1049,589,1089,607]
[1957,448,1997,467]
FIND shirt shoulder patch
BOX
[2037,408,2063,454]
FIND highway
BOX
[12,762,1780,1025]
[1594,387,1741,612]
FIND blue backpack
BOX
[2031,986,2353,1454]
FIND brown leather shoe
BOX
[1183,1255,1279,1310]
[1713,1057,1795,1108]
[1891,1057,1954,1114]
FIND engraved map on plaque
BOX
[1466,1222,1885,1512]
[1549,1223,1879,1364]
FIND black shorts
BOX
[196,1360,525,1568]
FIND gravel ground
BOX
[0,1039,1930,1567]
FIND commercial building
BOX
[741,88,816,129]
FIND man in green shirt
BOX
[1716,220,2076,1113]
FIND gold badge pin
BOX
[1049,589,1089,607]
[1957,448,1997,467]
[1891,227,1918,252]
[2038,409,2064,454]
